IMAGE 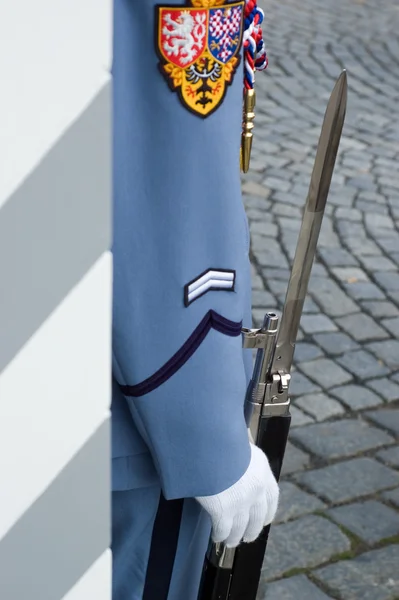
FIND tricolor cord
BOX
[243,0,268,89]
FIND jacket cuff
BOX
[121,326,251,500]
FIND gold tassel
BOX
[240,88,256,173]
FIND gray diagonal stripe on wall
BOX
[0,419,110,600]
[0,83,111,376]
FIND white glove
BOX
[196,444,279,548]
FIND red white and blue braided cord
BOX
[243,0,268,89]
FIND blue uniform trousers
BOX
[112,488,211,600]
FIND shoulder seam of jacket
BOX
[119,309,242,397]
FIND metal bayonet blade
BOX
[271,71,348,376]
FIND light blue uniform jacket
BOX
[111,0,254,596]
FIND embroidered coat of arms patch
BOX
[156,0,244,117]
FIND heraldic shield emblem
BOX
[156,0,244,117]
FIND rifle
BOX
[198,70,348,600]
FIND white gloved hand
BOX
[196,444,279,548]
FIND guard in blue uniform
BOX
[111,0,279,598]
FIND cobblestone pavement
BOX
[243,0,399,598]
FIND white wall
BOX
[0,2,112,598]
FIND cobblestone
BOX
[275,482,326,524]
[366,409,399,437]
[261,515,350,581]
[381,317,399,338]
[258,575,332,600]
[332,267,369,282]
[367,341,399,370]
[250,220,279,238]
[280,441,311,476]
[290,371,322,397]
[330,384,383,411]
[266,277,290,296]
[344,281,386,301]
[262,267,291,281]
[365,214,394,230]
[366,378,399,403]
[290,405,315,427]
[374,272,399,292]
[335,208,362,222]
[308,278,360,317]
[382,488,399,509]
[359,256,398,272]
[242,181,271,198]
[335,313,388,342]
[327,500,399,545]
[300,314,337,334]
[312,332,359,356]
[271,203,301,218]
[297,458,399,503]
[245,0,399,592]
[252,290,278,308]
[336,350,390,380]
[295,393,345,421]
[298,358,353,388]
[361,301,399,318]
[314,545,399,600]
[346,241,383,260]
[310,263,328,278]
[252,237,290,270]
[294,342,324,362]
[317,247,359,267]
[390,291,399,305]
[379,237,399,257]
[376,447,399,469]
[290,420,394,460]
[251,265,265,291]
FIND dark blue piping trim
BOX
[120,310,242,398]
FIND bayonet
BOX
[268,71,348,401]
[198,70,348,600]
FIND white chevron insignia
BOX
[185,269,236,306]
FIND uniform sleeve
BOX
[112,0,252,500]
